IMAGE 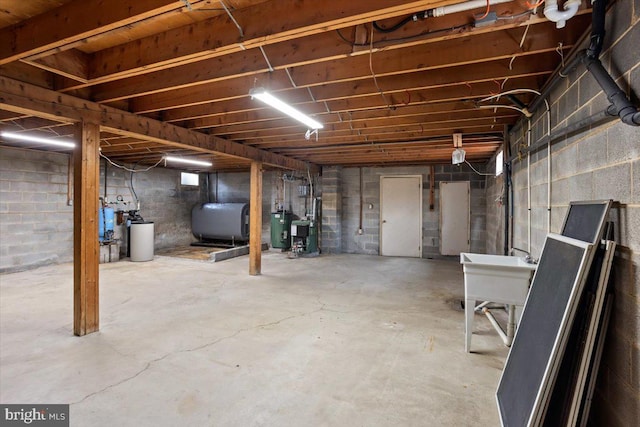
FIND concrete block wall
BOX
[485,4,640,424]
[320,166,342,254]
[100,161,201,251]
[0,145,204,272]
[0,146,73,272]
[325,164,488,257]
[485,150,506,255]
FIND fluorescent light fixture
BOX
[1,131,75,149]
[250,87,323,130]
[164,155,212,167]
[452,148,466,165]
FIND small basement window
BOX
[181,172,199,186]
[495,150,504,176]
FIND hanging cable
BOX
[526,0,545,8]
[508,23,531,70]
[556,42,567,77]
[130,170,138,205]
[372,15,417,33]
[476,104,533,116]
[465,160,493,176]
[99,151,163,173]
[369,24,390,109]
[477,0,491,20]
[478,88,542,103]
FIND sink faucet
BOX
[511,247,538,264]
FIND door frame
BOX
[379,174,423,257]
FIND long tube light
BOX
[249,87,323,130]
[1,131,76,149]
[164,155,212,167]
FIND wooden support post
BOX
[73,121,100,336]
[249,161,263,276]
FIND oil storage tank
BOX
[192,203,249,242]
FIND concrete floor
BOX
[1,253,509,426]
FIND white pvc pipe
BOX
[483,308,512,346]
[429,0,512,17]
[527,119,532,253]
[545,99,552,233]
[544,0,581,29]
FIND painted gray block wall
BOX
[485,150,506,255]
[329,164,487,258]
[0,146,202,272]
[0,146,73,272]
[485,4,640,424]
[101,161,201,251]
[321,166,342,254]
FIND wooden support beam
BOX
[0,75,318,173]
[73,121,100,336]
[249,161,262,276]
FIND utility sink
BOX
[460,253,537,352]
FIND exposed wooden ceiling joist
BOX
[0,0,199,65]
[0,0,595,168]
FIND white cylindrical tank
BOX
[130,221,154,262]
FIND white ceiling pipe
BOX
[544,0,581,29]
[427,0,513,18]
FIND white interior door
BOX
[380,175,422,257]
[440,181,470,255]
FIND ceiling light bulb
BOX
[1,131,76,149]
[452,148,466,165]
[250,88,323,130]
[164,155,212,167]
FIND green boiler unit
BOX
[271,211,292,250]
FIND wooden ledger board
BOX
[496,234,595,426]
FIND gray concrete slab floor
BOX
[1,253,509,426]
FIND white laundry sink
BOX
[460,253,537,352]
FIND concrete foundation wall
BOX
[0,147,74,272]
[485,4,640,424]
[101,161,201,252]
[0,146,202,272]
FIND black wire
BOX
[337,10,531,47]
[373,15,417,33]
[336,23,470,48]
[335,28,356,45]
[130,169,138,204]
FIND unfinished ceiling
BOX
[0,0,593,171]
